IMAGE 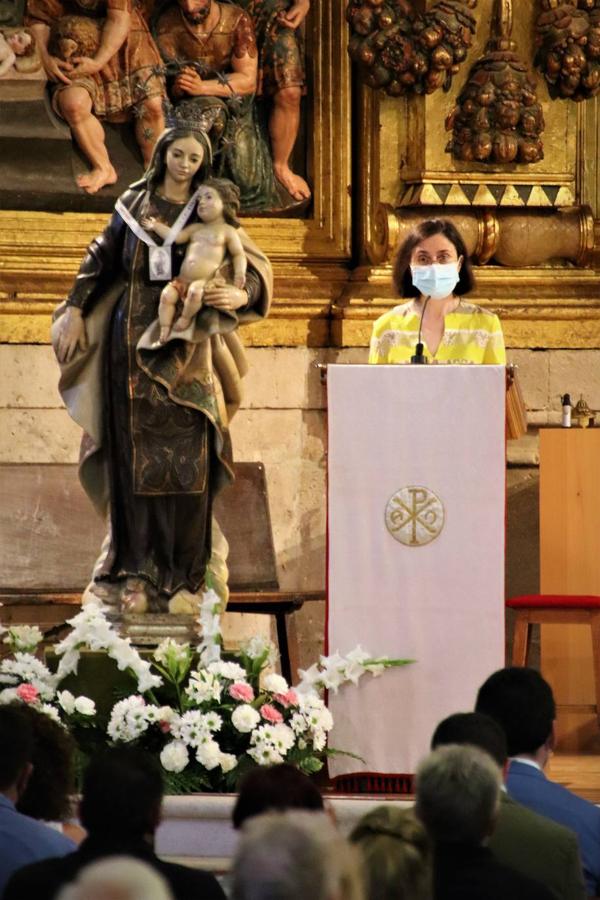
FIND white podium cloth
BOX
[327,365,506,777]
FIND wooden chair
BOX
[506,594,600,720]
[0,462,323,684]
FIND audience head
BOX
[350,806,432,900]
[431,712,507,768]
[232,810,363,900]
[56,857,173,900]
[415,744,501,846]
[0,705,34,797]
[475,667,555,757]
[232,763,324,829]
[16,704,76,822]
[79,748,163,840]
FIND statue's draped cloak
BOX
[52,186,272,597]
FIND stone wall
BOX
[2,344,598,669]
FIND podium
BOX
[327,365,506,780]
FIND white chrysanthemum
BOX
[160,741,189,773]
[261,673,288,694]
[207,660,247,682]
[185,671,222,704]
[38,704,62,725]
[107,696,148,742]
[299,695,333,732]
[196,739,221,771]
[173,710,212,748]
[1,654,56,700]
[231,704,261,733]
[203,711,222,733]
[73,696,96,716]
[57,690,76,714]
[219,752,238,773]
[248,742,284,766]
[270,723,295,753]
[289,712,307,735]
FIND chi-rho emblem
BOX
[385,486,445,547]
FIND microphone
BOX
[411,296,430,365]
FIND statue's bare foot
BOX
[172,316,192,332]
[274,163,311,201]
[76,165,118,195]
[121,578,149,615]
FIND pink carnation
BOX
[159,721,171,734]
[274,689,299,708]
[260,703,283,724]
[16,683,39,704]
[229,682,255,703]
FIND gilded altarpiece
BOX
[336,0,600,352]
[2,0,600,350]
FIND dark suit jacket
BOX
[507,758,600,897]
[489,792,585,900]
[434,842,555,900]
[2,835,227,900]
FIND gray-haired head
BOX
[415,744,501,846]
[232,810,363,900]
[55,857,173,900]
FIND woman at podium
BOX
[369,219,506,365]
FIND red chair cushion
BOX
[506,594,600,609]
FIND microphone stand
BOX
[411,296,430,365]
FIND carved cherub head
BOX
[49,15,101,61]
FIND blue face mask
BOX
[410,262,460,300]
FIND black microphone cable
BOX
[411,295,430,365]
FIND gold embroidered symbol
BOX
[385,486,445,547]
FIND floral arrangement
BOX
[0,594,411,793]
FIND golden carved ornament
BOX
[366,205,594,267]
[535,0,600,101]
[445,0,544,164]
[346,0,478,96]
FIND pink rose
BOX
[274,689,299,708]
[16,683,39,704]
[260,703,283,724]
[229,682,255,702]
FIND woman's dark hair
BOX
[392,218,475,298]
[232,763,324,829]
[201,177,242,228]
[133,126,212,192]
[15,705,76,822]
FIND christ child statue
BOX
[143,178,247,343]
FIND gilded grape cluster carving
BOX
[346,0,478,96]
[535,0,600,100]
[445,1,544,164]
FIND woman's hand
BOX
[278,0,310,28]
[69,56,103,77]
[203,282,247,312]
[56,307,88,363]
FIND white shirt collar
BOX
[509,757,542,771]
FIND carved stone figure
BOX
[0,25,37,73]
[25,0,166,193]
[445,0,544,164]
[235,0,310,200]
[346,0,477,97]
[51,126,273,616]
[154,0,281,212]
[535,0,600,101]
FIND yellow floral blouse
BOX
[368,300,506,365]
